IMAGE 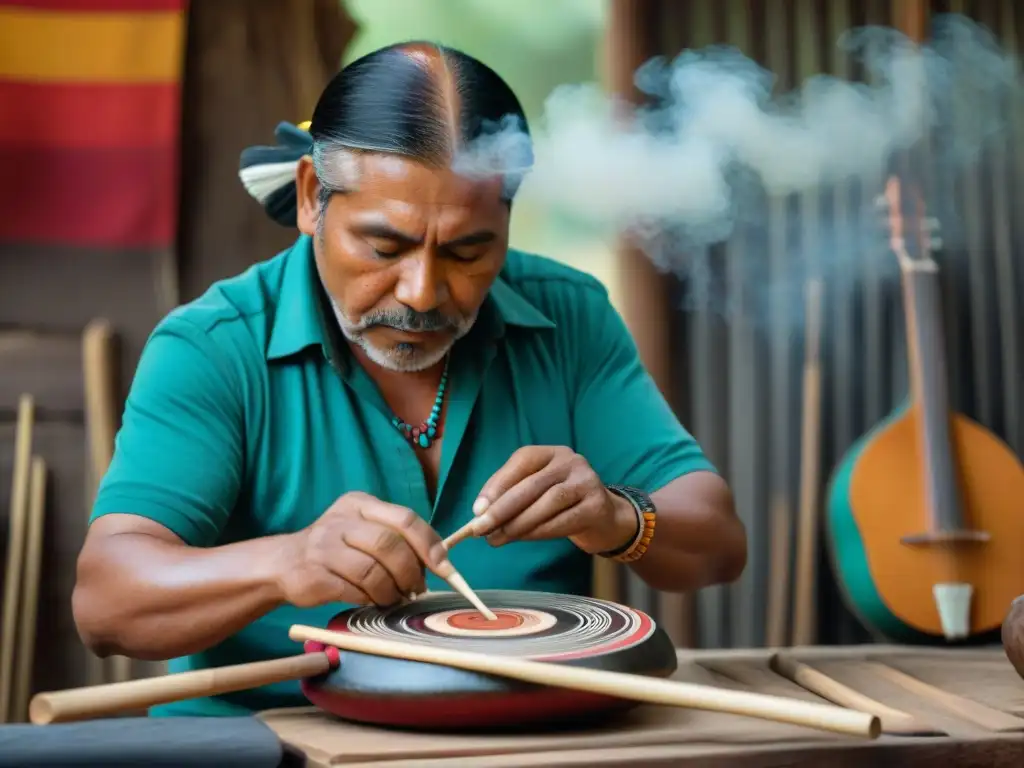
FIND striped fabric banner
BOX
[0,0,187,249]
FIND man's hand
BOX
[279,491,449,608]
[470,446,639,555]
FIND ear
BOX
[295,156,321,237]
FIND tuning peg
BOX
[930,237,944,249]
[874,194,889,210]
[925,217,941,231]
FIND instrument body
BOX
[826,177,1024,643]
[302,590,677,729]
[28,590,678,730]
[828,404,1024,641]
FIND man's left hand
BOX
[470,446,638,555]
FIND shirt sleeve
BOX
[90,314,245,547]
[571,290,717,492]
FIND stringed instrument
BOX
[826,175,1024,643]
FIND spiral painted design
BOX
[334,590,654,661]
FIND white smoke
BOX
[456,13,1020,319]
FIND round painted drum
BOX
[301,590,677,730]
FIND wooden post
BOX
[601,0,696,648]
[892,0,929,43]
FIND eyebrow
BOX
[352,223,496,249]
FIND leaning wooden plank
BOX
[770,654,939,735]
[866,662,1024,733]
[12,455,47,722]
[0,394,35,722]
[82,319,131,686]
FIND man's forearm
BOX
[627,472,747,593]
[73,527,293,661]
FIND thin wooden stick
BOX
[864,661,1024,732]
[12,456,47,723]
[443,518,477,550]
[288,624,881,738]
[30,653,332,725]
[0,394,35,723]
[764,493,792,647]
[769,654,938,735]
[440,568,496,621]
[792,279,824,646]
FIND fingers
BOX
[353,495,453,577]
[338,525,427,604]
[489,484,594,545]
[319,574,373,607]
[475,468,563,537]
[474,447,555,517]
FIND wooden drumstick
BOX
[436,562,497,621]
[30,652,335,725]
[443,519,477,550]
[769,654,937,735]
[288,625,881,738]
[443,497,491,550]
[0,394,35,723]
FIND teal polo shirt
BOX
[91,235,715,716]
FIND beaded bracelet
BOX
[599,485,657,564]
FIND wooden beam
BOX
[602,1,673,400]
[892,0,929,42]
[602,0,697,648]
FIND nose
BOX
[394,253,448,313]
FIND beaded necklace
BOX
[390,355,449,449]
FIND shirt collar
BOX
[266,235,329,361]
[266,236,556,362]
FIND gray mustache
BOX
[364,308,455,332]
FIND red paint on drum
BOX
[446,610,523,631]
[535,605,655,662]
[302,681,629,729]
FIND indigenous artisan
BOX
[72,42,746,716]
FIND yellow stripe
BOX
[0,8,184,83]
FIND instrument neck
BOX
[901,261,965,532]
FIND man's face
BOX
[295,153,510,372]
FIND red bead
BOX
[420,422,429,432]
[412,428,421,439]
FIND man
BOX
[73,41,746,716]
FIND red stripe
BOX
[0,80,179,149]
[0,1,185,11]
[0,146,178,249]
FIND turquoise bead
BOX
[391,353,449,449]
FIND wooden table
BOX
[258,644,1024,767]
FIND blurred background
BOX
[1,0,1022,719]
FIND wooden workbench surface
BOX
[259,644,1024,767]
